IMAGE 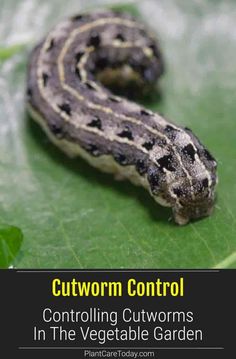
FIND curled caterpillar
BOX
[26,10,218,225]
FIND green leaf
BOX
[0,224,23,268]
[0,44,25,62]
[0,0,236,268]
[109,2,141,17]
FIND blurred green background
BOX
[0,0,236,268]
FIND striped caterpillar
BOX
[26,10,218,225]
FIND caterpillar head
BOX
[171,172,217,225]
[147,132,218,225]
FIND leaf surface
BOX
[0,0,235,268]
[0,224,23,268]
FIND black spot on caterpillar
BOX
[118,127,134,141]
[147,168,160,195]
[115,33,126,42]
[114,153,127,165]
[75,51,85,62]
[87,143,100,156]
[46,38,55,51]
[75,68,82,80]
[136,159,148,176]
[173,187,184,198]
[88,117,102,130]
[87,31,101,47]
[157,154,176,172]
[84,81,97,91]
[42,72,49,86]
[202,178,209,189]
[58,103,71,116]
[140,109,152,116]
[71,14,84,22]
[142,138,155,151]
[26,87,32,98]
[109,96,121,103]
[26,10,218,225]
[182,143,196,163]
